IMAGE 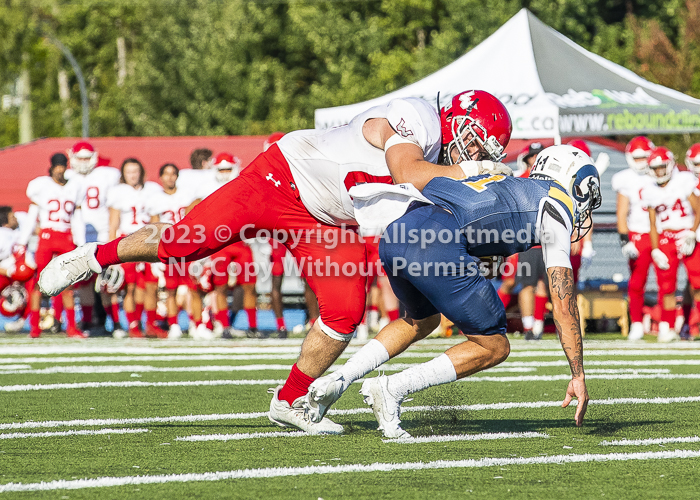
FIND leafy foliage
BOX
[1,0,700,148]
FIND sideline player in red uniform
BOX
[40,90,513,434]
[20,154,86,338]
[644,147,700,343]
[147,163,199,338]
[612,136,658,341]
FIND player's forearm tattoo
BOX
[549,267,584,378]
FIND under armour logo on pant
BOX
[266,173,281,187]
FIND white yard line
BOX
[2,395,700,431]
[383,431,549,444]
[5,372,700,392]
[176,431,308,442]
[0,428,149,440]
[1,449,700,492]
[600,436,700,446]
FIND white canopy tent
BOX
[315,9,700,140]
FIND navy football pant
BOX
[379,204,506,336]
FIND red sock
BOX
[387,309,400,321]
[94,237,125,268]
[246,308,257,329]
[135,303,144,323]
[278,364,315,405]
[215,310,230,327]
[81,305,93,324]
[662,308,675,324]
[29,310,40,332]
[194,318,202,327]
[110,303,120,323]
[126,310,138,326]
[498,290,512,309]
[276,317,285,330]
[146,310,157,326]
[53,296,64,325]
[369,305,378,313]
[534,296,548,322]
[308,317,317,326]
[168,315,178,326]
[65,308,76,329]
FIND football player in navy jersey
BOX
[309,145,600,437]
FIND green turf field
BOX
[1,333,699,499]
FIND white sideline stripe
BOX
[0,364,538,375]
[509,350,700,358]
[384,431,549,444]
[3,395,700,431]
[176,431,308,442]
[0,364,293,375]
[0,379,286,393]
[505,359,700,368]
[0,365,31,370]
[600,436,700,446]
[0,428,149,440]
[2,450,700,492]
[6,372,700,392]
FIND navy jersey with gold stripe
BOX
[421,174,574,258]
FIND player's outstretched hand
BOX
[459,161,513,178]
[562,376,589,427]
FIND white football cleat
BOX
[627,322,644,341]
[112,328,128,339]
[3,317,25,333]
[657,322,679,343]
[360,376,410,439]
[308,372,347,423]
[38,243,102,296]
[268,386,343,435]
[192,323,213,340]
[168,324,183,339]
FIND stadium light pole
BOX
[44,32,89,138]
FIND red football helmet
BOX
[567,139,591,157]
[69,141,98,175]
[213,152,241,183]
[625,136,654,173]
[0,283,28,317]
[263,132,285,152]
[440,90,512,164]
[647,147,675,185]
[685,143,700,175]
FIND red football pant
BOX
[656,231,700,317]
[34,229,75,274]
[157,144,367,336]
[627,232,661,323]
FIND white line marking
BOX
[5,372,700,392]
[384,432,549,444]
[0,379,286,392]
[0,428,149,440]
[176,431,308,442]
[2,395,700,431]
[504,359,700,368]
[1,450,700,492]
[600,436,700,446]
[0,364,539,375]
[0,364,293,375]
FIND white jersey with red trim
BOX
[278,98,441,226]
[107,181,163,236]
[26,177,84,233]
[611,168,658,234]
[146,187,199,224]
[71,166,120,242]
[641,170,698,231]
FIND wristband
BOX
[619,233,629,246]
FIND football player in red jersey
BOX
[19,154,86,338]
[40,90,513,434]
[645,147,700,342]
[0,207,34,322]
[612,136,658,341]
